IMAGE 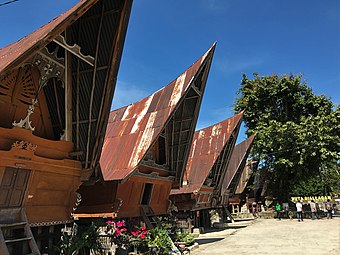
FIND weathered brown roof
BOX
[0,0,133,173]
[170,112,244,195]
[100,44,216,181]
[235,160,253,195]
[0,0,94,74]
[222,134,256,195]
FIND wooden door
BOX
[0,168,30,208]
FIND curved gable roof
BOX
[0,0,134,172]
[100,44,216,181]
[0,0,96,75]
[222,134,256,194]
[171,112,243,195]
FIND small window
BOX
[141,183,153,205]
[156,136,166,165]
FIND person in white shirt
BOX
[296,200,303,222]
[309,200,319,220]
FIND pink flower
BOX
[120,228,127,233]
[116,221,125,228]
[141,226,146,231]
[114,229,121,237]
[106,220,115,226]
[140,233,146,239]
[131,230,140,237]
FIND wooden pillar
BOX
[64,33,72,142]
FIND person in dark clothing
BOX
[325,199,333,219]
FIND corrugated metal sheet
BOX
[235,160,253,194]
[100,44,216,181]
[222,134,256,195]
[0,0,134,173]
[0,0,96,75]
[170,112,244,195]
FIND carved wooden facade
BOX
[0,0,132,230]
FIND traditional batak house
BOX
[231,159,256,213]
[220,135,256,214]
[169,113,243,230]
[0,0,133,253]
[76,44,216,228]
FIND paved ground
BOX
[194,218,340,255]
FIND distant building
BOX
[170,113,243,229]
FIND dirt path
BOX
[194,218,340,254]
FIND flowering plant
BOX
[106,220,149,250]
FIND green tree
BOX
[234,73,340,200]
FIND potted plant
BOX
[51,222,104,255]
[106,220,149,255]
[146,227,173,255]
[175,232,195,246]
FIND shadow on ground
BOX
[226,225,247,229]
[195,238,224,245]
[233,218,254,222]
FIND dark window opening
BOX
[141,183,153,205]
[156,136,166,165]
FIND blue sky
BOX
[1,0,339,141]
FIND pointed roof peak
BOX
[101,45,215,181]
[196,111,243,133]
[222,134,256,194]
[171,113,243,195]
[0,0,98,75]
[109,42,216,118]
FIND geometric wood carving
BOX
[11,140,37,152]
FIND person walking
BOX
[252,201,258,218]
[309,200,319,220]
[296,200,303,222]
[275,201,281,220]
[325,199,333,219]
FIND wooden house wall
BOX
[193,186,214,210]
[116,175,172,218]
[77,181,118,214]
[169,193,194,211]
[0,128,81,224]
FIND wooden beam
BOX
[64,31,72,142]
[53,35,94,66]
[85,3,105,169]
[90,0,132,172]
[71,65,107,76]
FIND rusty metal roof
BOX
[0,0,95,74]
[100,44,216,181]
[170,112,244,195]
[235,160,254,194]
[222,134,256,196]
[0,0,133,174]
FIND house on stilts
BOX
[75,44,216,229]
[0,0,133,253]
[220,134,256,214]
[169,112,243,231]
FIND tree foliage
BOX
[234,73,340,200]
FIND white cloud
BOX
[196,105,234,131]
[111,81,152,110]
[200,0,227,12]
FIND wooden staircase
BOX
[0,208,40,255]
[223,205,235,223]
[140,205,161,229]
